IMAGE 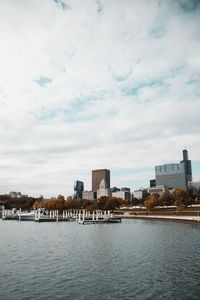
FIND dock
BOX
[79,217,121,225]
[1,208,121,225]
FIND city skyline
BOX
[0,0,200,197]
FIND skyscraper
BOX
[155,149,192,190]
[92,169,110,192]
[74,180,84,198]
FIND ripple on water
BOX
[0,220,200,300]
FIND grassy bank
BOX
[116,206,200,217]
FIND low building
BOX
[150,179,156,187]
[112,190,130,200]
[188,181,200,190]
[121,187,130,192]
[147,185,169,196]
[97,179,112,199]
[133,189,147,199]
[9,191,22,198]
[82,191,97,201]
[97,188,112,199]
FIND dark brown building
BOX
[92,169,110,192]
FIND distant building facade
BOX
[112,190,130,200]
[74,180,84,199]
[147,185,169,196]
[188,181,200,190]
[82,191,97,201]
[150,179,156,187]
[97,179,112,199]
[92,169,110,192]
[155,149,192,191]
[121,187,130,192]
[9,192,22,198]
[133,188,147,200]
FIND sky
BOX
[0,0,200,198]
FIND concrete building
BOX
[82,191,97,201]
[97,179,112,199]
[112,190,130,200]
[92,169,110,192]
[147,185,169,196]
[74,180,84,199]
[121,187,130,192]
[155,149,192,191]
[133,188,147,200]
[188,181,200,190]
[9,192,22,198]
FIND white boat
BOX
[18,209,48,221]
[18,210,37,221]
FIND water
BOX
[0,219,200,300]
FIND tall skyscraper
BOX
[74,180,84,198]
[155,149,192,190]
[92,169,110,192]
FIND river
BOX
[0,219,200,299]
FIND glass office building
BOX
[74,180,84,199]
[155,150,192,190]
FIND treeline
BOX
[0,193,122,211]
[0,194,43,209]
[144,188,200,210]
[33,195,122,212]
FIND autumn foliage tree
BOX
[144,194,160,210]
[159,191,173,206]
[172,188,193,208]
[104,197,121,210]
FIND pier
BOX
[1,208,121,225]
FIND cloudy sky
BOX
[0,0,200,197]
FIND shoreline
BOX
[118,215,200,225]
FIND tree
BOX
[159,191,173,206]
[132,197,140,206]
[172,188,193,207]
[140,191,149,205]
[97,197,108,210]
[197,188,200,203]
[86,203,98,212]
[144,194,160,210]
[57,195,65,203]
[188,188,197,203]
[104,197,121,210]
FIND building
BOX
[133,188,147,200]
[9,192,22,198]
[121,187,130,192]
[155,149,192,191]
[97,179,112,199]
[82,191,97,201]
[74,180,84,199]
[150,179,156,187]
[147,185,169,196]
[0,200,5,218]
[92,169,110,192]
[112,190,131,200]
[111,187,120,193]
[188,181,200,190]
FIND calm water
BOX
[0,219,200,300]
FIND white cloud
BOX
[0,0,200,197]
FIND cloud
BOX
[0,0,200,197]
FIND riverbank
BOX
[116,213,200,225]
